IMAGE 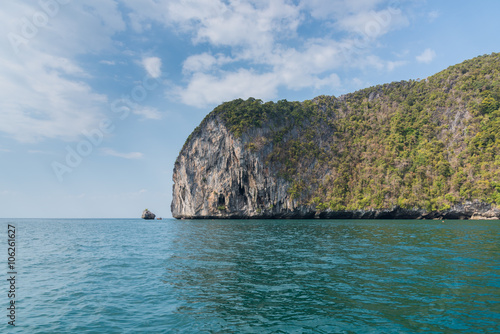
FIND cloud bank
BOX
[0,0,420,142]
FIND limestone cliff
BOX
[171,106,500,219]
[171,112,306,218]
[171,53,500,219]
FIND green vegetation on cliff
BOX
[198,53,500,212]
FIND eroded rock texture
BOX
[171,114,304,219]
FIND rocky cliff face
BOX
[171,53,500,219]
[171,112,500,220]
[171,113,304,219]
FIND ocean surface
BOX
[1,218,499,333]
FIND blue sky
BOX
[1,0,499,218]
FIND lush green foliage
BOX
[200,53,500,210]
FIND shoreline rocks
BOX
[172,201,500,220]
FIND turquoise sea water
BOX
[0,218,499,333]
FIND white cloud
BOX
[120,0,414,108]
[172,41,346,106]
[336,8,409,38]
[182,53,233,74]
[300,0,409,38]
[123,0,301,58]
[0,1,125,143]
[142,57,162,78]
[173,70,279,107]
[0,49,107,142]
[4,1,125,57]
[133,106,162,120]
[183,53,218,74]
[0,0,418,132]
[416,48,436,63]
[101,148,143,159]
[300,0,379,20]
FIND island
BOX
[142,209,156,220]
[171,53,500,220]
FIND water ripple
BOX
[1,218,498,333]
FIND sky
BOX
[1,0,499,218]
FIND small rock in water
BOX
[142,209,156,220]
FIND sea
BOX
[1,218,499,333]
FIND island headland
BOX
[172,53,500,219]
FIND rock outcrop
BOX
[142,209,156,220]
[171,113,294,219]
[171,53,500,219]
[171,111,500,220]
